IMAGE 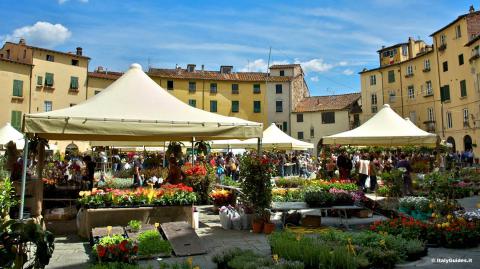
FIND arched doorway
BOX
[464,135,473,151]
[446,136,456,152]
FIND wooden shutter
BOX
[13,80,23,97]
[11,111,22,130]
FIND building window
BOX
[46,54,54,62]
[188,99,196,108]
[253,84,261,94]
[94,90,100,95]
[11,111,22,131]
[210,100,217,112]
[44,101,52,112]
[440,34,447,46]
[45,72,54,87]
[283,121,288,132]
[402,45,408,56]
[188,82,196,93]
[370,75,376,85]
[424,59,431,71]
[231,101,239,112]
[458,54,464,65]
[231,84,239,94]
[36,76,43,86]
[279,70,285,76]
[297,132,304,140]
[388,70,395,83]
[371,94,377,105]
[442,61,448,72]
[371,106,378,113]
[297,114,303,122]
[440,85,451,102]
[321,111,335,124]
[70,76,79,90]
[455,25,462,38]
[210,83,217,93]
[276,84,282,94]
[447,111,453,128]
[310,127,314,138]
[408,85,415,99]
[463,108,469,126]
[427,107,434,121]
[253,101,261,113]
[425,81,433,96]
[353,114,360,127]
[406,65,413,76]
[71,59,79,66]
[389,91,396,103]
[70,103,76,107]
[12,80,23,97]
[167,80,174,90]
[276,100,283,112]
[460,80,467,97]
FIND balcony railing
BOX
[423,120,436,132]
[422,67,431,72]
[438,44,447,51]
[469,52,480,62]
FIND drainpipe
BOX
[28,65,33,113]
[398,67,404,117]
[434,36,445,138]
[380,71,385,106]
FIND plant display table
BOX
[77,205,193,238]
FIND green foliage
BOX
[128,220,142,232]
[113,168,134,179]
[0,219,55,269]
[380,169,403,197]
[303,186,334,207]
[166,142,184,160]
[239,154,275,219]
[137,230,171,256]
[275,178,307,188]
[104,178,134,189]
[221,176,241,187]
[272,189,304,202]
[376,186,390,197]
[0,177,18,219]
[0,156,9,180]
[89,262,152,269]
[212,247,305,269]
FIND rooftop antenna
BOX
[267,46,272,74]
[147,57,151,70]
[247,59,250,72]
[327,87,335,95]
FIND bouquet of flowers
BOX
[210,189,235,207]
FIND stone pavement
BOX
[46,196,480,269]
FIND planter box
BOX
[77,205,193,238]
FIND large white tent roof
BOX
[0,123,25,149]
[322,104,438,146]
[212,123,314,150]
[24,64,263,142]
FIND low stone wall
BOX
[76,205,193,238]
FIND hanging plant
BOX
[166,142,184,160]
[195,141,211,156]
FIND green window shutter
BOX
[37,76,43,86]
[70,76,79,89]
[188,99,196,107]
[13,80,23,97]
[45,73,54,86]
[460,80,467,97]
[253,84,261,94]
[253,101,261,113]
[210,101,217,112]
[232,101,239,112]
[441,85,451,102]
[388,70,395,83]
[11,111,22,131]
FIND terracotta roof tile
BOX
[88,71,123,80]
[269,64,301,68]
[148,68,292,82]
[294,93,361,112]
[0,57,33,66]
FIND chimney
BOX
[96,66,104,72]
[408,37,415,59]
[201,64,204,71]
[19,38,26,45]
[76,47,83,56]
[469,5,475,13]
[220,65,233,74]
[187,64,196,72]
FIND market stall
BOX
[0,122,25,150]
[322,104,438,146]
[20,63,263,230]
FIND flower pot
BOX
[263,222,275,234]
[252,220,264,233]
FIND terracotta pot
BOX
[252,220,264,233]
[263,222,275,234]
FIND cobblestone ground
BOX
[46,196,480,269]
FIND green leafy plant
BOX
[166,142,184,160]
[128,220,142,232]
[137,230,171,256]
[0,177,18,220]
[303,186,334,207]
[94,235,137,263]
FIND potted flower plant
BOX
[239,153,276,233]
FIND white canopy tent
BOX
[211,123,314,150]
[0,123,25,150]
[20,63,263,218]
[322,104,438,146]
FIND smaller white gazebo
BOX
[322,104,438,146]
[0,123,25,150]
[212,123,314,150]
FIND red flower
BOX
[119,240,128,252]
[97,245,107,258]
[132,245,138,254]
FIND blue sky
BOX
[0,0,475,96]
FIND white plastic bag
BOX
[365,176,371,189]
[219,207,232,230]
[230,210,242,230]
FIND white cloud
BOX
[310,76,319,82]
[239,59,290,72]
[338,61,348,66]
[1,21,71,47]
[295,58,333,73]
[58,0,88,4]
[342,69,354,75]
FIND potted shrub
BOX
[137,230,171,258]
[127,220,142,233]
[0,177,18,221]
[304,186,334,207]
[239,154,275,233]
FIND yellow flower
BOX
[431,213,436,218]
[447,214,453,220]
[193,267,200,269]
[272,254,279,263]
[379,239,386,247]
[436,224,441,229]
[187,257,193,266]
[296,234,301,241]
[476,202,480,209]
[107,226,112,235]
[429,203,434,209]
[155,222,160,228]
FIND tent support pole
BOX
[191,137,195,164]
[163,142,166,167]
[19,135,29,219]
[257,138,262,154]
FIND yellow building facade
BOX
[361,6,480,157]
